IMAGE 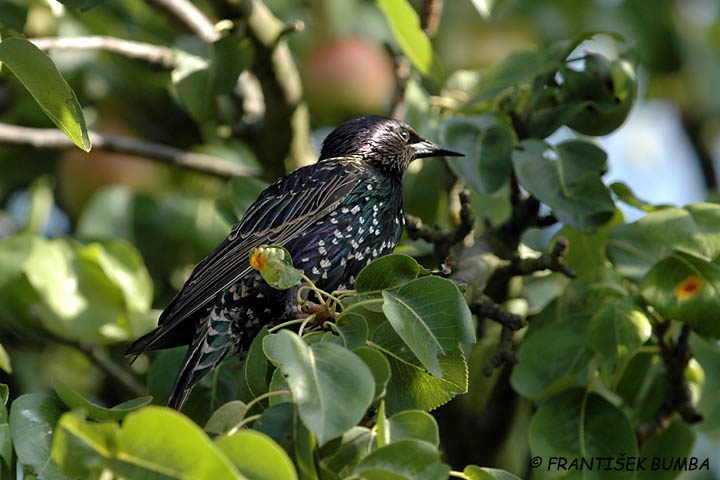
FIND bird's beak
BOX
[412,139,464,160]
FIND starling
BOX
[126,115,463,410]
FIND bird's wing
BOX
[126,158,363,355]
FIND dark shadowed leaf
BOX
[511,320,594,398]
[529,390,637,480]
[464,465,523,480]
[204,401,249,436]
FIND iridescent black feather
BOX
[126,115,462,410]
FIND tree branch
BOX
[635,323,703,449]
[0,123,257,179]
[144,0,221,42]
[31,36,175,69]
[74,343,148,398]
[420,0,444,36]
[471,298,527,375]
[230,0,314,180]
[494,237,577,280]
[406,189,475,261]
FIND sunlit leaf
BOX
[0,37,90,151]
[376,0,443,81]
[215,430,297,480]
[608,203,720,282]
[641,251,720,338]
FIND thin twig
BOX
[144,0,221,42]
[31,36,175,69]
[495,237,577,280]
[406,189,475,261]
[75,344,148,398]
[0,123,258,179]
[420,0,444,36]
[471,298,526,374]
[635,323,703,449]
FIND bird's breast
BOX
[287,177,404,292]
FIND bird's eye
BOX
[399,128,410,143]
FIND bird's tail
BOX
[167,310,237,410]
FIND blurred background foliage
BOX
[0,0,720,479]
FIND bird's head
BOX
[319,115,463,177]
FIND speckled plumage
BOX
[126,115,462,410]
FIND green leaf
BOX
[53,407,246,479]
[376,0,443,82]
[253,403,295,454]
[53,378,152,421]
[608,203,720,282]
[586,296,651,384]
[0,37,91,151]
[511,320,594,398]
[56,0,106,11]
[171,37,253,122]
[529,390,637,480]
[354,254,422,293]
[90,239,154,315]
[215,430,298,480]
[51,410,120,478]
[114,406,241,479]
[328,313,368,350]
[636,419,695,480]
[0,236,155,344]
[381,276,475,377]
[250,245,303,290]
[378,343,468,414]
[640,251,720,338]
[353,346,391,400]
[553,210,624,280]
[8,394,64,476]
[205,401,249,435]
[478,124,515,193]
[209,36,253,95]
[441,116,514,195]
[610,182,660,212]
[512,139,615,229]
[263,330,375,445]
[0,385,12,472]
[353,440,449,480]
[386,410,440,447]
[319,427,373,477]
[464,465,523,480]
[0,344,10,375]
[237,327,271,403]
[292,409,319,480]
